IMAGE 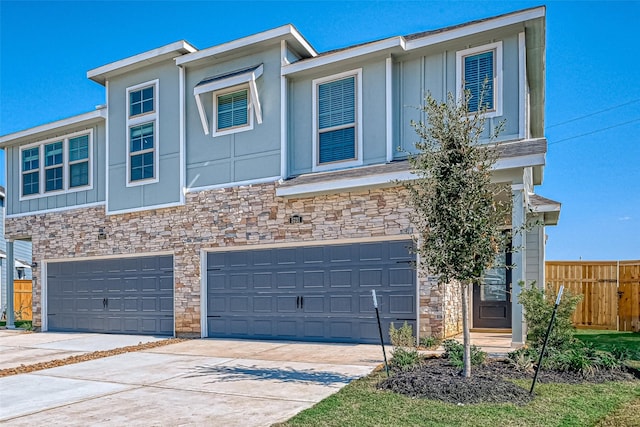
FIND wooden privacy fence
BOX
[13,279,33,321]
[545,261,640,331]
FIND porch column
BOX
[511,187,526,346]
[6,239,15,328]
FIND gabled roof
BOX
[88,40,197,85]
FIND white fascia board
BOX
[276,170,415,198]
[88,41,197,84]
[493,153,545,171]
[281,37,405,75]
[0,109,106,147]
[177,25,315,66]
[405,7,545,51]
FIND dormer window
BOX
[126,80,159,185]
[193,64,263,137]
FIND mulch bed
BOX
[0,338,185,378]
[378,357,639,405]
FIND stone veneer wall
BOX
[6,182,461,338]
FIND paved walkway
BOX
[0,330,515,425]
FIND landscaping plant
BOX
[405,89,510,377]
[388,322,421,371]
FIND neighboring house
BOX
[0,7,559,346]
[0,186,33,317]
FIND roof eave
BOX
[176,24,317,67]
[87,40,198,85]
[0,109,106,147]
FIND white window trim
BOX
[456,41,503,118]
[311,68,363,173]
[19,129,94,201]
[212,84,254,137]
[126,79,159,186]
[193,64,263,136]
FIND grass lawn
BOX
[574,329,640,356]
[0,320,32,329]
[277,330,640,427]
[276,370,639,427]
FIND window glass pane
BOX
[69,161,89,187]
[45,142,63,167]
[318,77,355,129]
[129,86,154,116]
[319,127,356,163]
[130,122,154,152]
[23,171,39,195]
[69,135,89,161]
[22,148,39,171]
[45,166,63,192]
[217,90,248,130]
[464,51,494,112]
[130,152,154,181]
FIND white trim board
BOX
[0,110,106,146]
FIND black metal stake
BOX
[530,285,564,395]
[372,289,390,377]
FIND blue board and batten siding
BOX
[287,32,524,175]
[5,121,106,217]
[184,46,283,190]
[107,61,182,213]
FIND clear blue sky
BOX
[1,1,638,261]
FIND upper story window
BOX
[215,87,250,132]
[129,85,155,117]
[193,64,263,137]
[126,80,159,185]
[20,130,93,199]
[312,69,363,172]
[456,41,503,117]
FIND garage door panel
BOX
[47,255,174,335]
[229,296,249,312]
[253,272,273,289]
[276,271,296,289]
[389,294,415,314]
[229,274,249,289]
[329,270,352,287]
[276,295,297,312]
[253,296,272,312]
[389,268,414,287]
[303,271,324,288]
[360,269,383,286]
[207,240,416,344]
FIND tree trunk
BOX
[461,281,471,377]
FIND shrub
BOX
[388,322,420,372]
[442,339,486,369]
[518,282,583,352]
[419,335,441,349]
[389,321,416,348]
[507,347,537,373]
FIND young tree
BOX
[405,91,511,377]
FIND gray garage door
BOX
[47,255,174,335]
[207,240,416,344]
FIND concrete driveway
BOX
[0,332,385,426]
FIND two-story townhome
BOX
[0,6,559,346]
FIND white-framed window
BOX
[126,79,159,185]
[19,129,93,199]
[456,41,503,117]
[193,64,263,137]
[212,85,252,136]
[312,69,363,172]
